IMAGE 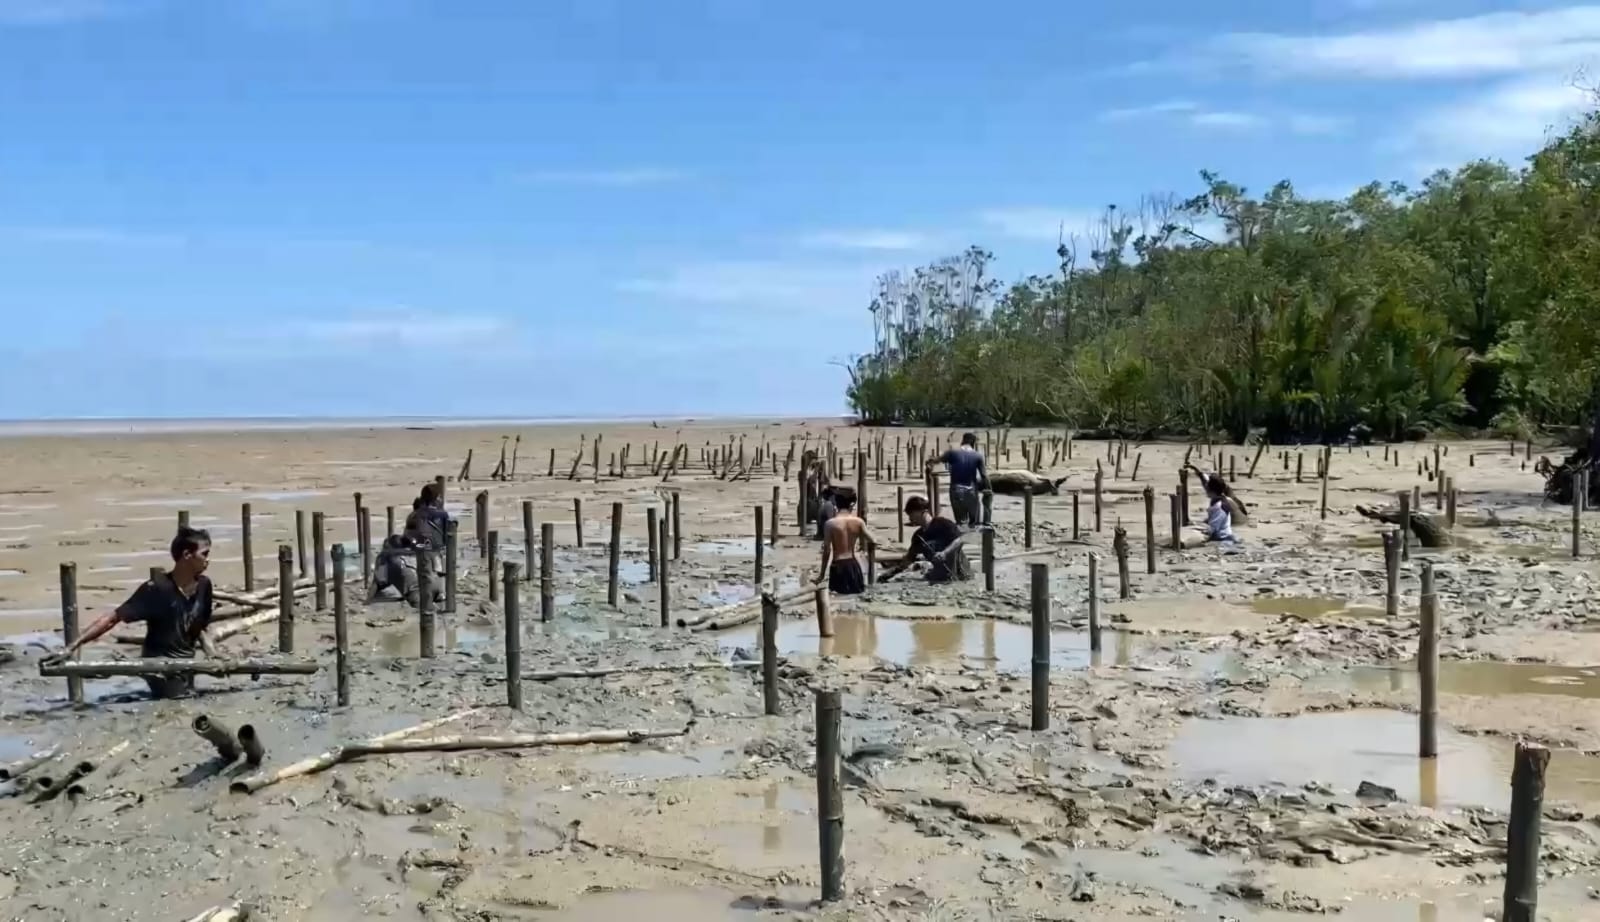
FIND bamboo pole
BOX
[238,725,265,767]
[504,560,522,711]
[761,593,780,715]
[1023,491,1034,549]
[816,586,832,638]
[295,510,307,578]
[339,725,690,758]
[1030,563,1049,732]
[1501,743,1549,922]
[522,501,536,583]
[540,522,555,623]
[230,709,482,794]
[360,507,373,589]
[42,658,320,678]
[672,491,682,560]
[524,661,760,682]
[816,688,844,902]
[981,527,995,592]
[753,505,765,588]
[770,485,780,547]
[1142,487,1155,574]
[312,511,327,611]
[60,562,82,706]
[241,503,254,591]
[194,715,242,762]
[1087,553,1101,653]
[1398,491,1412,561]
[1418,561,1438,759]
[445,519,458,613]
[0,747,60,782]
[487,529,500,604]
[277,545,294,654]
[1383,531,1399,618]
[658,517,671,628]
[647,506,659,582]
[333,543,350,707]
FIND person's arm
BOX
[197,629,220,657]
[975,454,989,491]
[933,534,968,562]
[816,528,834,586]
[59,609,123,659]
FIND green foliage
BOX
[847,114,1600,439]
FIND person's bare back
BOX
[817,493,870,595]
[823,513,864,561]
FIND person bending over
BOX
[927,432,988,527]
[57,527,218,700]
[883,495,971,582]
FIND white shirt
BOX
[1205,498,1234,541]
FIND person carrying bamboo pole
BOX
[926,432,988,527]
[882,495,971,582]
[50,527,220,699]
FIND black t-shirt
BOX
[909,517,970,581]
[117,572,214,659]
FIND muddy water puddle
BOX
[1172,710,1600,810]
[578,745,740,781]
[1323,661,1600,700]
[545,887,771,920]
[1249,596,1388,620]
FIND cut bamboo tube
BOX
[230,708,481,794]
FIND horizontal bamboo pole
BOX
[525,661,761,682]
[339,724,692,758]
[231,708,482,795]
[685,587,814,632]
[992,546,1062,564]
[41,657,319,678]
[0,746,60,782]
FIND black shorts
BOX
[144,674,195,700]
[829,559,866,595]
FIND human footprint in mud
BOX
[881,495,971,583]
[51,526,219,699]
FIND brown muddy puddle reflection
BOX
[1172,710,1600,811]
[1325,661,1600,700]
[1248,596,1388,620]
[720,613,1144,671]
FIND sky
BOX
[0,0,1593,420]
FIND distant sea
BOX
[0,415,825,438]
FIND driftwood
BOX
[231,708,482,794]
[339,724,692,758]
[0,746,60,782]
[525,661,761,682]
[682,587,813,631]
[40,657,320,679]
[1355,505,1452,547]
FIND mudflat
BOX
[1,421,1598,920]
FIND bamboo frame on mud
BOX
[231,708,482,794]
[680,586,813,630]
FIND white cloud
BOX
[1100,101,1340,135]
[0,0,123,25]
[798,229,932,251]
[290,311,514,348]
[977,207,1106,242]
[1287,113,1349,136]
[1189,110,1267,130]
[1100,99,1201,120]
[1213,7,1600,79]
[616,260,881,325]
[1404,73,1590,166]
[0,225,187,246]
[515,167,688,187]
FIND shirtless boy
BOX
[816,487,876,595]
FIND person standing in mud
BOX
[816,487,874,595]
[52,527,218,699]
[926,432,988,527]
[882,495,971,582]
[800,449,831,528]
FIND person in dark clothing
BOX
[927,432,988,527]
[817,488,874,595]
[882,495,971,583]
[56,527,217,699]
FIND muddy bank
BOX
[2,427,1600,919]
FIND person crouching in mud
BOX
[1177,470,1241,548]
[54,527,219,700]
[882,495,971,583]
[816,487,874,595]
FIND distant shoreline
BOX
[0,415,847,438]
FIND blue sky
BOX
[0,0,1592,419]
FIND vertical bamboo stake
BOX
[312,511,327,611]
[1418,561,1438,759]
[360,507,373,589]
[476,491,490,555]
[815,586,833,637]
[761,594,779,715]
[1142,487,1155,574]
[333,543,349,707]
[445,520,458,614]
[816,688,844,903]
[418,546,436,658]
[572,497,583,548]
[1023,491,1034,549]
[856,451,867,522]
[60,563,82,706]
[593,434,601,484]
[1398,491,1412,562]
[1114,527,1131,600]
[1295,452,1304,483]
[896,486,905,542]
[672,491,682,560]
[178,509,189,531]
[1088,553,1102,653]
[982,528,995,592]
[646,506,659,582]
[435,474,446,501]
[277,545,294,654]
[241,503,254,591]
[487,530,500,603]
[1383,531,1399,618]
[385,504,395,537]
[930,471,942,518]
[540,522,554,622]
[770,485,780,547]
[658,518,671,627]
[982,490,994,528]
[1029,563,1050,732]
[295,510,308,578]
[797,464,807,535]
[1071,491,1080,540]
[1179,468,1191,525]
[1573,475,1583,559]
[504,560,522,711]
[1446,479,1457,527]
[547,448,556,478]
[1169,493,1181,550]
[607,503,623,607]
[1502,743,1550,922]
[753,505,765,588]
[522,501,535,583]
[1093,465,1104,532]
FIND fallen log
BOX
[40,657,320,679]
[231,708,481,795]
[525,661,761,682]
[0,746,60,782]
[1355,505,1452,547]
[340,724,692,758]
[683,587,813,632]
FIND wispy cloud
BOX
[1100,100,1341,135]
[617,260,881,326]
[287,310,515,350]
[1189,110,1268,130]
[1287,113,1349,136]
[1211,7,1600,80]
[797,229,933,251]
[0,225,188,247]
[1100,99,1201,120]
[977,207,1108,242]
[0,0,127,25]
[1402,74,1590,168]
[515,167,689,187]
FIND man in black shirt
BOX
[57,527,218,699]
[882,495,972,583]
